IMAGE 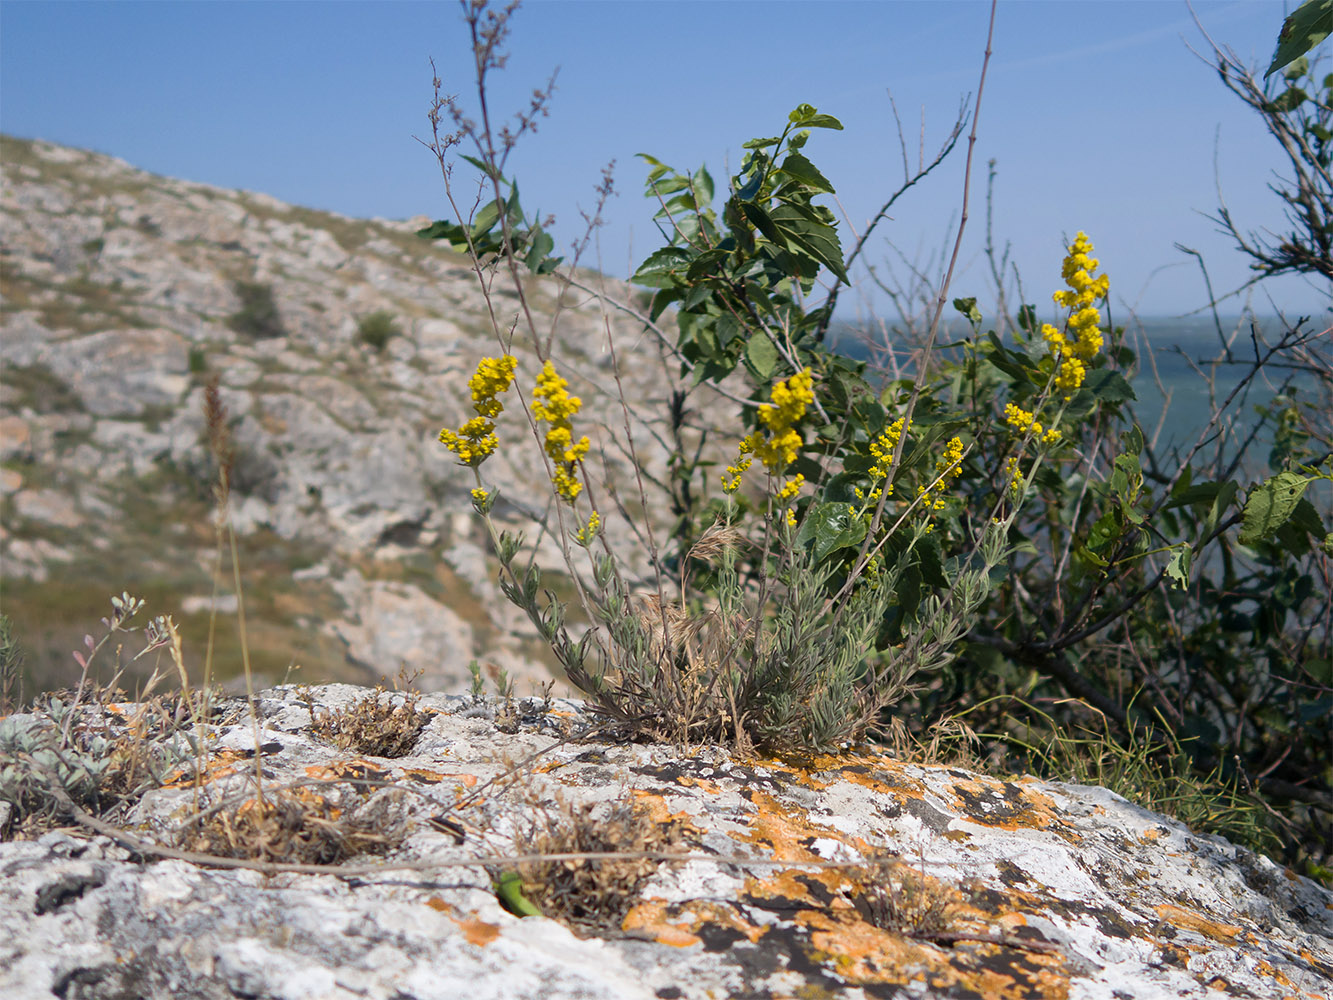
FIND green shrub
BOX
[356,310,400,352]
[227,281,286,340]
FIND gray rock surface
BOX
[1,134,731,695]
[1,684,1330,1000]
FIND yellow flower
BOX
[471,487,489,503]
[575,510,601,545]
[868,418,909,480]
[724,369,814,494]
[777,473,804,504]
[440,355,518,468]
[934,436,964,490]
[532,360,590,503]
[1003,403,1037,435]
[1042,232,1109,396]
[1004,455,1023,497]
[1054,357,1087,395]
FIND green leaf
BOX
[494,871,542,917]
[416,219,462,241]
[1239,471,1311,545]
[459,154,502,181]
[1165,543,1192,590]
[632,247,693,288]
[745,334,780,380]
[1084,368,1137,404]
[523,228,558,274]
[778,151,836,194]
[740,202,785,246]
[1266,0,1332,79]
[1303,656,1333,686]
[1265,86,1311,113]
[692,164,715,204]
[769,204,848,282]
[798,501,866,563]
[952,297,982,324]
[1205,480,1239,538]
[742,135,783,150]
[1016,305,1038,334]
[1284,55,1312,82]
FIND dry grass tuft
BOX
[514,797,692,934]
[303,686,431,758]
[845,858,959,937]
[179,784,405,865]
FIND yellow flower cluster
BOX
[722,369,815,516]
[869,418,909,481]
[1040,231,1109,397]
[1003,403,1061,444]
[929,436,964,509]
[1004,455,1023,497]
[575,510,601,546]
[532,360,590,503]
[439,354,518,466]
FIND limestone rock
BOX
[1,684,1329,1000]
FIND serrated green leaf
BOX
[1266,0,1332,79]
[692,164,715,204]
[1239,471,1311,545]
[1084,368,1137,404]
[778,151,835,194]
[740,202,785,246]
[798,501,866,563]
[742,136,783,150]
[746,334,779,380]
[632,247,693,288]
[1166,543,1193,590]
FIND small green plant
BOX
[356,309,400,352]
[188,347,208,374]
[0,686,196,838]
[226,280,286,340]
[0,614,23,714]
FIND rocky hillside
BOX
[0,134,722,698]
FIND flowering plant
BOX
[419,1,1330,874]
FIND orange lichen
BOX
[731,790,876,862]
[452,913,502,947]
[160,748,254,787]
[1154,903,1243,942]
[622,898,766,947]
[627,790,707,839]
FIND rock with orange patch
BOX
[0,683,1329,1000]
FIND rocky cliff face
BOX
[1,683,1330,1000]
[0,135,719,696]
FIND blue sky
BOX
[2,0,1328,320]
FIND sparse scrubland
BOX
[2,0,1329,914]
